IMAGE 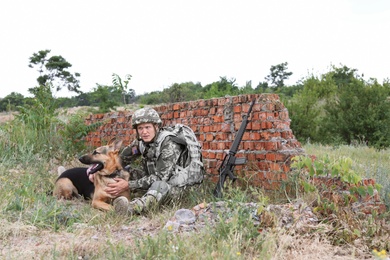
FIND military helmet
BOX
[131,107,162,128]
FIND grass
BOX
[0,108,389,259]
[304,143,390,207]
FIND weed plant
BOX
[304,143,390,209]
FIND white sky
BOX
[1,0,389,98]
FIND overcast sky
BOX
[1,0,389,98]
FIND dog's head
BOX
[79,139,123,176]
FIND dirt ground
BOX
[0,112,14,123]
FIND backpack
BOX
[140,124,204,187]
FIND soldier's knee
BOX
[147,181,170,199]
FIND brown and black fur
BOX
[53,140,130,211]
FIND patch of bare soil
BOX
[0,216,161,259]
[0,112,15,123]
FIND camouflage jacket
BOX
[120,131,188,190]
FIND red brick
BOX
[173,104,180,110]
[251,121,261,130]
[208,152,216,159]
[201,109,209,116]
[211,124,222,132]
[226,141,233,149]
[270,181,282,190]
[269,162,281,171]
[251,112,261,120]
[216,152,225,160]
[234,113,246,122]
[221,123,231,132]
[206,134,214,141]
[247,153,256,161]
[254,142,265,150]
[251,132,261,140]
[210,142,218,150]
[218,98,226,106]
[257,161,269,171]
[186,111,193,117]
[261,121,273,130]
[210,107,217,115]
[282,164,290,173]
[217,142,225,150]
[242,132,251,141]
[207,159,218,168]
[213,116,224,123]
[243,141,255,150]
[266,153,277,161]
[233,105,242,113]
[95,114,105,119]
[264,141,277,150]
[255,153,266,160]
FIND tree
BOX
[28,50,81,94]
[91,84,120,113]
[322,67,390,148]
[203,77,239,99]
[167,82,202,103]
[240,81,255,94]
[265,62,293,89]
[285,76,324,143]
[255,81,269,93]
[0,92,25,112]
[112,73,133,104]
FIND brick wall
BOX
[84,94,305,191]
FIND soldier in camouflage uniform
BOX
[105,107,204,215]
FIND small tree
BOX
[91,84,119,113]
[28,49,81,95]
[265,62,293,90]
[112,73,133,104]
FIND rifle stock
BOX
[213,99,256,198]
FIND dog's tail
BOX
[57,166,66,176]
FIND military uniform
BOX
[114,108,203,215]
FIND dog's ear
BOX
[107,138,117,145]
[112,139,123,151]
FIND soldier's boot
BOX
[113,194,158,216]
[113,196,133,216]
[114,181,170,216]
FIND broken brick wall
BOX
[84,94,305,191]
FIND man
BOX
[104,107,204,215]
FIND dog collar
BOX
[106,169,122,178]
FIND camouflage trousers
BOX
[129,181,201,214]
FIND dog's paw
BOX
[57,166,66,176]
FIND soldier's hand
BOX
[105,178,129,196]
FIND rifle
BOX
[213,99,256,198]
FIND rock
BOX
[174,209,196,224]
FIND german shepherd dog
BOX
[53,140,130,211]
